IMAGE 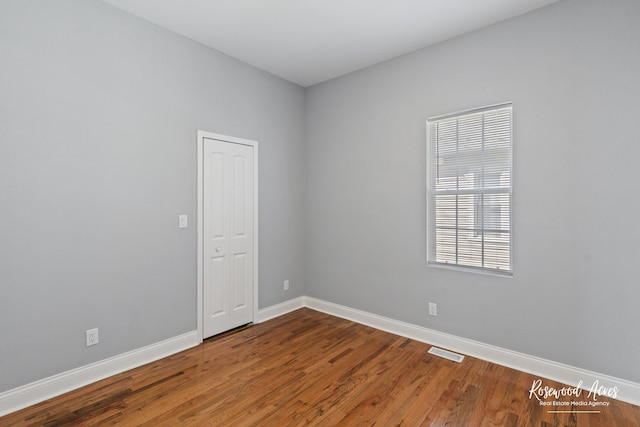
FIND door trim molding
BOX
[197,130,259,343]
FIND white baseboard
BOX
[0,331,199,417]
[0,298,305,417]
[257,296,305,322]
[302,296,640,407]
[3,296,639,417]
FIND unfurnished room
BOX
[1,0,639,425]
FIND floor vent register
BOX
[428,346,465,363]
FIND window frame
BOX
[426,102,513,277]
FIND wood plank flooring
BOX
[2,308,639,426]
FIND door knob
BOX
[215,246,222,252]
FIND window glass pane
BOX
[428,103,512,275]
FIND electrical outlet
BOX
[284,280,289,291]
[428,303,438,317]
[86,328,99,347]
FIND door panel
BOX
[233,253,247,308]
[203,138,254,338]
[211,152,226,238]
[233,155,246,237]
[209,256,225,315]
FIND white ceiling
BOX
[102,0,560,87]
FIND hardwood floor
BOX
[2,308,639,426]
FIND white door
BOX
[203,137,255,338]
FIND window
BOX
[427,103,512,275]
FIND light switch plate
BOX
[179,215,188,228]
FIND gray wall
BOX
[0,0,305,392]
[305,0,640,383]
[2,0,639,396]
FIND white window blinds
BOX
[427,103,512,275]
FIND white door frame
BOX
[197,130,259,342]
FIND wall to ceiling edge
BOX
[1,0,639,410]
[0,0,306,394]
[304,0,640,384]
